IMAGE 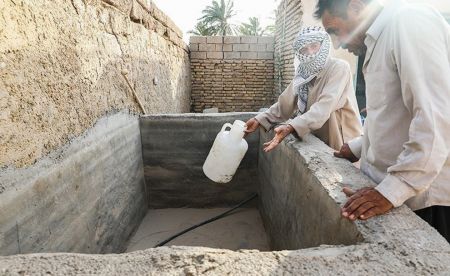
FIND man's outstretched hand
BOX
[334,143,359,163]
[341,187,394,221]
[263,125,294,152]
[244,118,260,137]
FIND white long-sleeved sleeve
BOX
[374,9,450,207]
[254,82,297,131]
[348,135,363,159]
[288,61,351,137]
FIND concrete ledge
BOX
[259,131,362,249]
[2,243,450,275]
[259,131,450,251]
[0,113,148,255]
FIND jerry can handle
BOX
[221,123,233,132]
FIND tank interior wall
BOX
[258,130,363,250]
[139,113,260,208]
[0,113,147,256]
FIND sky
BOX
[151,0,279,41]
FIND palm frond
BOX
[199,0,236,36]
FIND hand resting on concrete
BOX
[334,143,359,163]
[341,187,394,221]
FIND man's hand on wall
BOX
[263,125,294,152]
[244,118,260,137]
[334,143,359,163]
[341,187,394,221]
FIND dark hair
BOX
[315,0,349,19]
[314,0,372,19]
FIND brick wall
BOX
[274,0,303,97]
[190,36,275,112]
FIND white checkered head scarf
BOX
[293,26,331,113]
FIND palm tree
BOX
[239,17,264,36]
[199,0,236,36]
[263,24,275,36]
[263,9,277,36]
[188,21,216,36]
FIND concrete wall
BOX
[258,130,362,250]
[189,37,274,112]
[0,113,147,256]
[0,0,191,168]
[140,113,260,208]
[2,117,450,274]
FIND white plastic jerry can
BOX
[203,120,248,183]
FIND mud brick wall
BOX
[0,0,191,167]
[274,0,302,97]
[190,36,275,112]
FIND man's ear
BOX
[347,0,366,18]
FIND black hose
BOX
[155,193,258,247]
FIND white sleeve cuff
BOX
[375,174,417,208]
[254,113,272,131]
[347,136,363,159]
[289,116,310,138]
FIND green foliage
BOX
[264,24,276,36]
[198,0,236,36]
[188,21,216,36]
[239,17,264,36]
[189,0,276,37]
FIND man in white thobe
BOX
[316,0,450,242]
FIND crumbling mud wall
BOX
[273,0,302,97]
[0,0,191,168]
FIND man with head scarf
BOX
[245,26,362,152]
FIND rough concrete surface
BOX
[126,208,269,252]
[1,129,449,274]
[140,113,260,208]
[0,0,191,167]
[0,242,449,275]
[0,112,147,255]
[259,130,362,250]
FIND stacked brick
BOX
[190,36,275,113]
[274,0,302,97]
